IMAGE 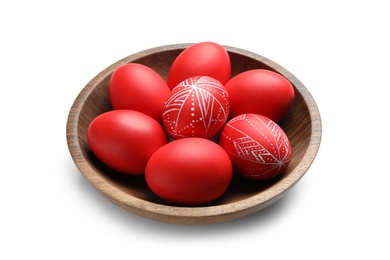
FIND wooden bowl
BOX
[66,43,322,225]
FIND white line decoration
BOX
[221,114,291,178]
[163,76,229,139]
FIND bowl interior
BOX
[68,44,319,213]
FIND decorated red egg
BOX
[225,69,294,122]
[219,113,291,180]
[167,42,231,89]
[162,76,230,139]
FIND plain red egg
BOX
[225,69,294,122]
[162,76,230,140]
[109,63,171,123]
[87,110,168,175]
[167,42,231,89]
[219,113,291,180]
[145,137,233,205]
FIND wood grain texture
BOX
[66,43,322,225]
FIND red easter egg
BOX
[162,76,230,140]
[87,110,168,175]
[145,137,233,205]
[109,63,171,123]
[225,69,294,122]
[219,113,292,180]
[167,42,231,89]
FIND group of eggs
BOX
[87,42,295,205]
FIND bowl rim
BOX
[66,43,322,224]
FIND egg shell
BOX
[145,137,233,205]
[162,76,230,140]
[87,110,168,175]
[167,42,231,89]
[109,63,171,123]
[225,69,294,122]
[219,113,291,180]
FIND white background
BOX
[1,0,389,259]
